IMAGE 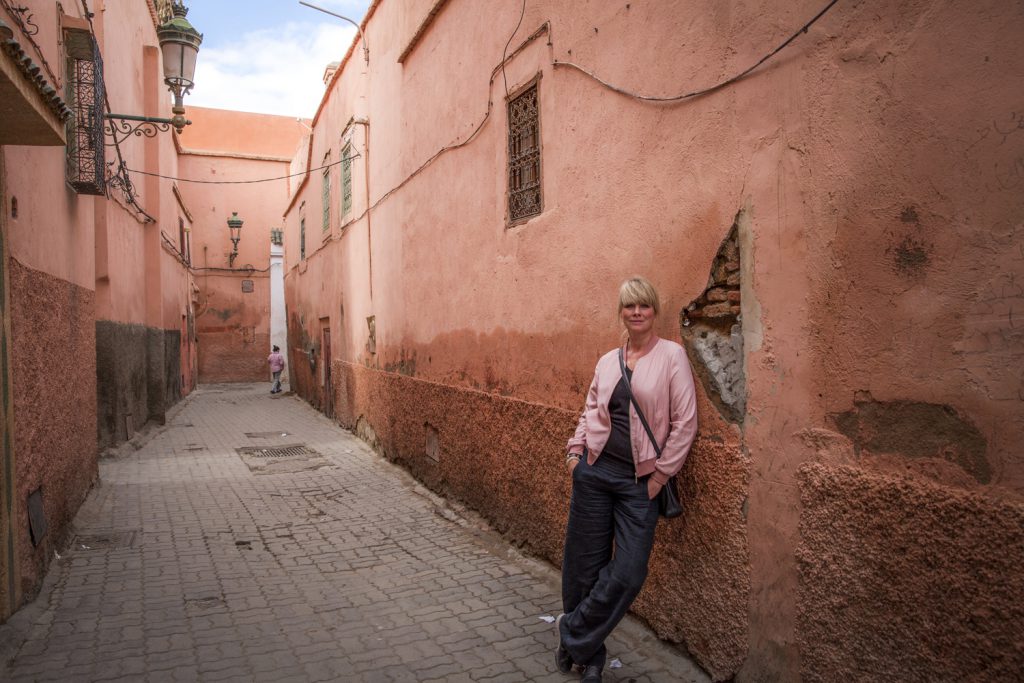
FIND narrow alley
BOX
[0,385,706,683]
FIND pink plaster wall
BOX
[8,259,97,605]
[182,107,310,161]
[284,0,1023,679]
[0,0,202,614]
[179,128,303,383]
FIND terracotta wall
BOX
[284,0,1023,680]
[0,0,198,616]
[178,109,306,384]
[8,260,97,597]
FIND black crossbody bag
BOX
[618,348,683,519]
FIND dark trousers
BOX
[560,454,660,668]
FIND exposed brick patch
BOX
[681,218,744,423]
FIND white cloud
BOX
[188,22,357,118]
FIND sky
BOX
[183,0,371,118]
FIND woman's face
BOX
[621,302,655,335]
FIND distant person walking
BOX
[556,276,698,683]
[268,346,285,394]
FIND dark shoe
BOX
[554,613,573,673]
[555,643,572,674]
[581,664,603,683]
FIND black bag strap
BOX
[618,347,662,458]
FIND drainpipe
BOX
[353,118,371,301]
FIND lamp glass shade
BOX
[157,5,203,91]
[160,40,199,89]
[227,213,244,240]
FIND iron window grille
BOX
[178,217,190,264]
[507,82,542,223]
[270,228,283,246]
[321,152,331,232]
[64,29,105,196]
[300,218,306,259]
[341,142,352,216]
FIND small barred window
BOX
[321,152,331,232]
[507,82,542,223]
[341,142,353,216]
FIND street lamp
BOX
[158,1,203,132]
[227,212,244,266]
[299,1,368,64]
[105,1,203,143]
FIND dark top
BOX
[601,365,634,469]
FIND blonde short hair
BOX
[618,276,660,317]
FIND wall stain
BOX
[204,307,237,322]
[890,206,932,275]
[830,393,990,483]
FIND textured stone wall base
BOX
[197,330,270,383]
[96,323,183,449]
[9,258,97,610]
[325,360,750,679]
[798,463,1024,681]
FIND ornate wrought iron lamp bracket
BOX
[104,113,190,146]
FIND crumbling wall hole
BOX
[681,212,746,423]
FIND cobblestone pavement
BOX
[1,384,709,683]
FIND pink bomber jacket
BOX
[566,336,698,485]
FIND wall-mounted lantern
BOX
[105,1,203,143]
[227,212,244,266]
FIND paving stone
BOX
[1,384,709,683]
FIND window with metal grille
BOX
[64,28,105,196]
[507,82,542,223]
[300,218,306,259]
[341,142,352,216]
[321,152,331,232]
[178,217,189,264]
[270,228,283,246]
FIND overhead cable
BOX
[126,153,362,185]
[553,0,841,102]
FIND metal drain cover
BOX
[236,444,318,458]
[73,531,137,551]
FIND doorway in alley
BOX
[320,321,332,418]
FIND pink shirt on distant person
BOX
[268,352,285,373]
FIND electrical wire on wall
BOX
[501,0,528,98]
[160,231,268,274]
[132,0,842,245]
[126,153,362,185]
[356,0,843,219]
[553,0,842,102]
